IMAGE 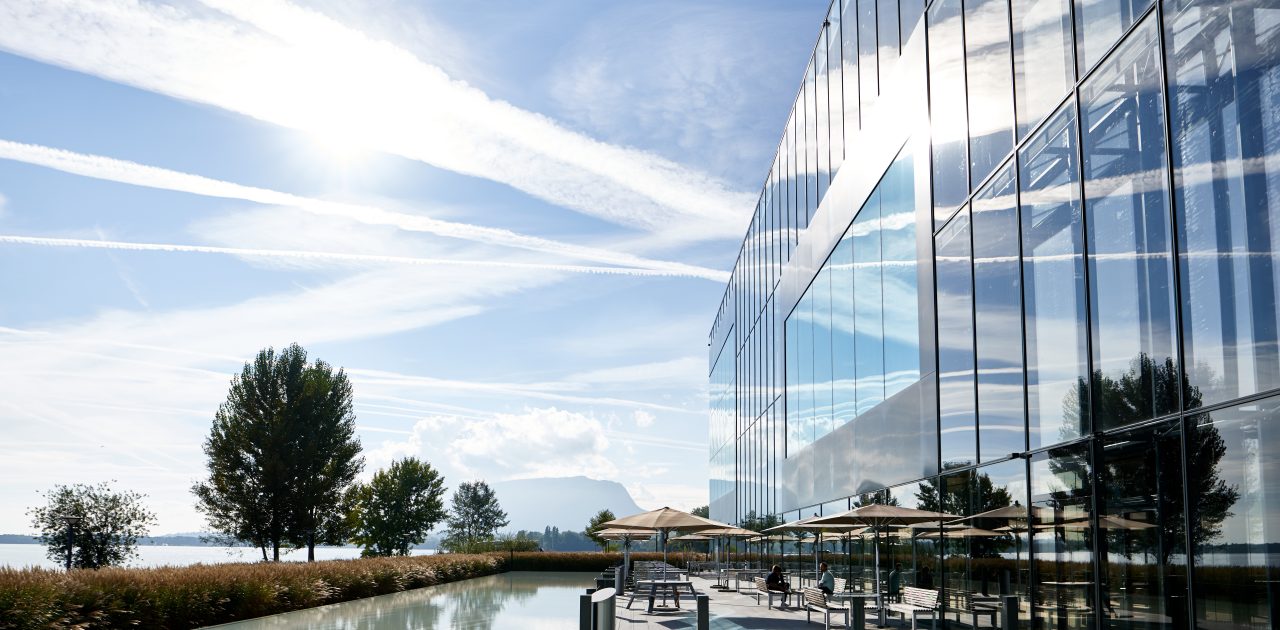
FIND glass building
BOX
[706,0,1279,626]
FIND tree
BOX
[192,344,364,561]
[347,457,447,557]
[691,505,710,518]
[28,481,156,569]
[440,481,509,551]
[585,509,616,551]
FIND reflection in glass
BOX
[816,39,832,203]
[1187,396,1280,629]
[973,164,1027,461]
[1012,0,1074,138]
[814,267,835,442]
[900,0,925,45]
[842,0,861,133]
[1166,0,1280,406]
[877,0,900,69]
[1074,0,1152,75]
[881,156,920,398]
[1081,17,1179,429]
[804,61,819,224]
[854,193,885,414]
[827,1,846,178]
[965,0,1016,189]
[1031,443,1093,630]
[937,210,977,469]
[859,0,879,115]
[929,0,970,227]
[1020,104,1089,448]
[832,231,858,427]
[1097,420,1187,628]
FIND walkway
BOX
[614,575,891,629]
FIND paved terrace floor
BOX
[614,575,900,630]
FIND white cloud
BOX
[0,139,728,281]
[566,356,705,388]
[633,410,655,428]
[0,0,754,241]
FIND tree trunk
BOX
[273,543,280,562]
[260,545,268,562]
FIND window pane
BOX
[855,193,885,414]
[786,314,798,457]
[878,0,900,68]
[965,0,1016,189]
[832,230,858,427]
[842,0,861,133]
[816,45,832,203]
[1030,442,1093,630]
[1166,0,1280,406]
[900,0,925,45]
[929,0,969,227]
[827,3,846,176]
[798,295,814,452]
[1074,0,1153,75]
[1013,0,1074,139]
[1188,396,1280,629]
[805,61,819,223]
[1097,420,1187,628]
[937,210,977,469]
[859,0,879,114]
[881,155,921,398]
[1020,103,1090,448]
[814,266,835,442]
[1080,17,1179,429]
[973,163,1027,461]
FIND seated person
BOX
[818,562,835,596]
[766,565,792,602]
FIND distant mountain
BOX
[491,477,643,532]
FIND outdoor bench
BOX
[886,586,939,630]
[804,587,851,630]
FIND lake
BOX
[204,571,595,629]
[0,543,434,569]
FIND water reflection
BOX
[206,572,594,630]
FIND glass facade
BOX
[709,0,1280,626]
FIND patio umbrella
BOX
[765,514,864,575]
[811,504,958,607]
[602,507,732,567]
[695,526,759,572]
[594,528,657,577]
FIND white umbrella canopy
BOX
[811,504,959,604]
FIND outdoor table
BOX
[832,591,883,624]
[634,579,697,614]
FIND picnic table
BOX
[630,579,698,614]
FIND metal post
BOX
[851,604,866,630]
[580,590,594,630]
[696,594,710,630]
[1001,595,1019,630]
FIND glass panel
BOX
[1020,103,1089,448]
[878,0,900,68]
[900,0,925,45]
[973,163,1027,461]
[965,0,1016,189]
[859,0,879,114]
[1166,0,1280,406]
[1097,420,1188,628]
[881,155,921,398]
[786,310,799,457]
[828,2,846,176]
[937,209,977,469]
[842,0,862,133]
[832,229,858,427]
[1013,0,1075,139]
[1188,395,1280,629]
[806,60,819,224]
[1031,442,1093,630]
[1080,17,1179,429]
[814,266,835,442]
[1074,0,1153,75]
[798,294,814,452]
[817,38,832,202]
[854,193,885,414]
[929,0,970,227]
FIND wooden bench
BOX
[804,587,851,629]
[886,586,938,630]
[948,591,999,628]
[755,576,796,609]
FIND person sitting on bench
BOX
[766,565,792,605]
[818,562,836,596]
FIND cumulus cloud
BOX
[633,410,655,428]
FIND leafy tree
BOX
[691,505,710,518]
[28,481,156,569]
[440,481,509,551]
[347,457,447,557]
[192,344,364,561]
[585,509,616,551]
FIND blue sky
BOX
[0,0,823,534]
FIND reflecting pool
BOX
[205,571,595,629]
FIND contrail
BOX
[0,234,708,278]
[0,139,730,282]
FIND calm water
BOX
[205,571,595,629]
[0,544,434,569]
